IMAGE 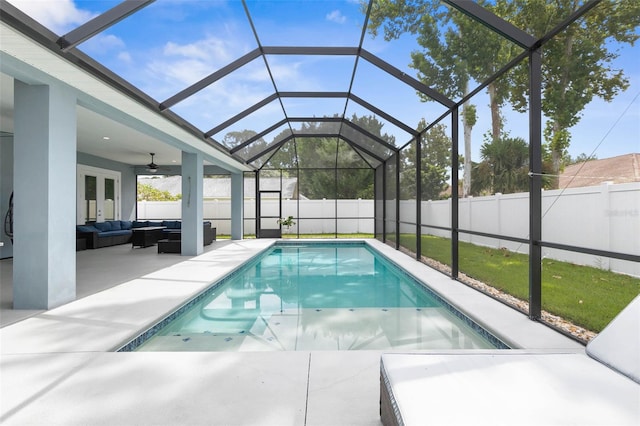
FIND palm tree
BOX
[475,137,529,194]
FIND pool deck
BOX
[0,239,583,425]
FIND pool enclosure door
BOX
[257,190,282,238]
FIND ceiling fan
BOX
[146,153,159,173]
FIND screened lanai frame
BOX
[2,0,638,330]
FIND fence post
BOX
[496,193,502,249]
[600,182,612,271]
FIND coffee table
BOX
[157,231,181,253]
[131,226,165,248]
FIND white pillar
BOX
[231,172,244,240]
[181,151,203,255]
[13,81,77,309]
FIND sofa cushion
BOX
[148,221,163,227]
[94,221,113,232]
[77,225,99,233]
[110,220,122,230]
[132,221,149,228]
[120,220,132,230]
[162,220,181,229]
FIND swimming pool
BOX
[122,242,508,351]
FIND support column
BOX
[13,81,77,309]
[451,107,459,279]
[415,135,422,260]
[395,153,400,249]
[181,151,203,256]
[231,172,244,240]
[529,49,543,320]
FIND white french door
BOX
[77,165,121,224]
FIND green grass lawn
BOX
[400,234,640,333]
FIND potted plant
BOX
[277,216,296,234]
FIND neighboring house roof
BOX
[559,153,640,189]
[139,176,300,199]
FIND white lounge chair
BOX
[380,296,640,425]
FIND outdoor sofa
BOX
[76,220,215,249]
[380,295,640,425]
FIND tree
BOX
[366,0,518,197]
[565,153,597,166]
[262,114,391,199]
[400,119,451,200]
[367,0,639,190]
[222,130,268,166]
[137,183,181,201]
[507,0,640,186]
[473,136,530,194]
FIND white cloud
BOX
[78,33,131,66]
[8,0,95,34]
[147,35,248,89]
[81,33,125,52]
[326,10,347,24]
[117,51,132,63]
[163,37,232,64]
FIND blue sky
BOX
[9,0,640,162]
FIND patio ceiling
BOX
[0,0,548,170]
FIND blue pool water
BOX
[127,242,507,351]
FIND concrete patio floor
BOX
[0,239,583,425]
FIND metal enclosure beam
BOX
[230,119,289,154]
[205,93,279,138]
[359,49,454,108]
[341,120,398,152]
[528,49,543,320]
[443,0,535,49]
[57,0,155,51]
[451,108,459,279]
[245,134,294,164]
[251,132,385,165]
[279,91,416,136]
[262,46,359,55]
[349,94,417,136]
[337,136,385,163]
[415,135,422,260]
[160,48,262,111]
[382,162,387,242]
[395,153,400,249]
[280,91,348,98]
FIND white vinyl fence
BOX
[417,182,639,277]
[138,182,639,276]
[137,198,375,235]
